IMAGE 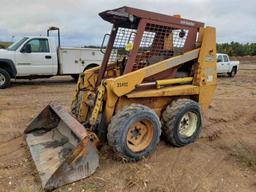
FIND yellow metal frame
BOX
[73,26,217,125]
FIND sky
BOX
[0,0,255,47]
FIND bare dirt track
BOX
[0,65,255,192]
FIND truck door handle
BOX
[45,55,52,59]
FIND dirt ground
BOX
[0,65,255,192]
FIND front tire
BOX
[107,104,161,161]
[0,68,11,89]
[162,99,202,147]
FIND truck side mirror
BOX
[21,44,32,53]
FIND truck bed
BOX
[59,47,103,74]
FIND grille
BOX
[108,23,189,71]
[108,28,137,64]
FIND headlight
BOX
[129,14,135,23]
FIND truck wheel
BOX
[228,67,236,77]
[0,68,11,89]
[71,74,79,82]
[107,104,161,161]
[71,64,99,83]
[162,99,202,147]
[83,63,98,72]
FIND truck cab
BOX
[7,36,58,76]
[0,28,103,89]
[217,53,240,77]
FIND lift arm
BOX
[107,48,200,97]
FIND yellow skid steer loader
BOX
[24,6,217,191]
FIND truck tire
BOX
[161,99,202,147]
[71,74,79,82]
[228,67,236,77]
[83,63,98,72]
[71,64,99,82]
[0,68,11,89]
[107,104,161,161]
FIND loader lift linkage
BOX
[24,6,217,191]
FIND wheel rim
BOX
[0,73,6,86]
[178,112,198,137]
[126,119,154,153]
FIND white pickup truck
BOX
[0,27,103,89]
[217,53,240,77]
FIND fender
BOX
[0,59,17,78]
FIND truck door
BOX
[222,55,230,73]
[15,38,55,75]
[217,55,225,73]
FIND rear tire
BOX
[228,67,236,77]
[107,104,161,161]
[71,64,99,83]
[71,74,79,82]
[0,68,11,89]
[162,99,202,147]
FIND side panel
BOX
[115,96,174,118]
[59,48,81,74]
[60,48,103,74]
[80,49,103,71]
[193,27,217,113]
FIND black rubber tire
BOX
[161,99,202,147]
[71,64,98,83]
[83,63,98,72]
[0,68,11,89]
[71,74,79,82]
[228,67,236,77]
[107,104,161,161]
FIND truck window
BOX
[24,39,50,53]
[223,55,229,62]
[7,37,29,51]
[217,55,223,62]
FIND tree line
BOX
[217,42,256,56]
[84,42,256,57]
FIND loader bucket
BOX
[24,102,99,191]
